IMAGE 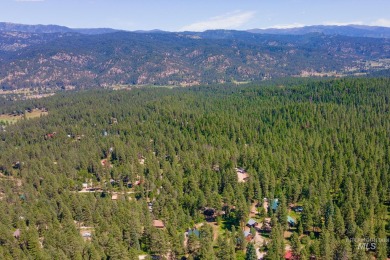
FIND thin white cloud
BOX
[268,23,305,29]
[323,21,364,26]
[180,11,255,32]
[371,18,390,27]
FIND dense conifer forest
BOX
[0,77,389,259]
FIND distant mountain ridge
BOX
[2,22,390,38]
[0,22,389,90]
[248,25,390,38]
[0,29,389,89]
[0,22,120,35]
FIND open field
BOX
[0,109,48,124]
[0,88,56,100]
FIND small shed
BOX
[82,232,92,238]
[111,194,118,200]
[13,229,21,239]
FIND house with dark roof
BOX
[293,206,303,212]
[203,207,216,221]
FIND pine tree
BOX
[376,223,387,260]
[86,244,101,260]
[334,206,345,238]
[266,224,284,260]
[245,243,257,260]
[320,230,333,260]
[107,236,125,260]
[333,239,352,260]
[309,239,320,258]
[129,228,140,251]
[297,220,303,236]
[236,228,247,250]
[216,234,235,260]
[150,229,169,258]
[277,195,288,230]
[324,200,334,229]
[187,233,201,257]
[290,232,301,257]
[25,227,41,259]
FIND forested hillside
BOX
[0,78,389,259]
[1,30,389,90]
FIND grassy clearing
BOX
[0,109,48,124]
[288,211,300,221]
[232,79,250,85]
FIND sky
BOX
[1,0,390,31]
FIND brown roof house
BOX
[152,220,165,229]
[243,231,253,242]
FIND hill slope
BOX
[0,29,389,89]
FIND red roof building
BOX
[284,250,293,260]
